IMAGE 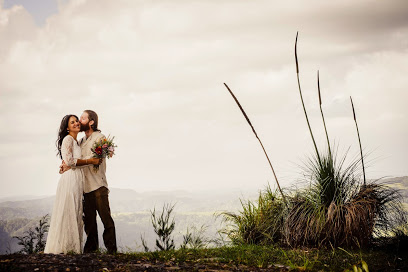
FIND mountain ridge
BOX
[1,176,407,254]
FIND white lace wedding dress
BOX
[44,135,84,254]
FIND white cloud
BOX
[0,0,407,197]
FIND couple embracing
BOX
[44,110,117,254]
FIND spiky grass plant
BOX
[285,149,362,247]
[181,225,209,250]
[288,33,406,248]
[286,157,406,247]
[219,32,406,249]
[220,185,286,245]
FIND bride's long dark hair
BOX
[56,114,78,159]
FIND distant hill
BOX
[381,176,408,199]
[0,177,406,254]
[0,187,254,254]
[0,195,51,204]
[0,187,248,220]
[0,197,55,221]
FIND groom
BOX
[61,110,117,254]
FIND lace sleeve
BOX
[61,136,78,167]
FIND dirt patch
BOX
[0,253,289,271]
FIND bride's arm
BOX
[60,137,101,172]
[60,158,102,173]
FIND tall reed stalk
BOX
[318,71,331,155]
[350,96,366,185]
[295,32,321,163]
[223,83,287,206]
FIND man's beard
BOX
[80,121,91,132]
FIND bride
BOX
[44,115,101,254]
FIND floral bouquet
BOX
[90,135,117,172]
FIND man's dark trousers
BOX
[83,186,117,254]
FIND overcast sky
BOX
[0,0,407,198]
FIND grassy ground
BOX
[124,245,407,271]
[2,244,406,271]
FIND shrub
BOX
[151,203,176,251]
[221,185,285,245]
[13,214,49,254]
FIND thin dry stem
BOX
[223,83,287,206]
[350,96,366,185]
[318,70,331,155]
[295,32,321,163]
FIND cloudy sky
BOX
[0,0,407,198]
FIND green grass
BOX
[119,244,407,271]
[220,184,285,245]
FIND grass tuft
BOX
[220,184,285,246]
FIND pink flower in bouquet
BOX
[102,143,108,148]
[108,146,114,157]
